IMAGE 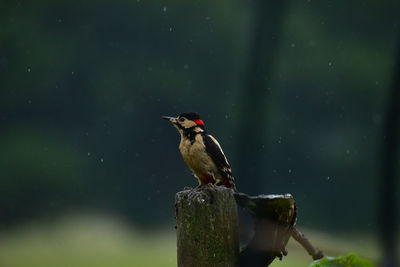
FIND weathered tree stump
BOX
[234,193,296,266]
[175,186,240,267]
[175,187,323,266]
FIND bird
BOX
[162,112,237,191]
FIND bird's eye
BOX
[179,117,185,122]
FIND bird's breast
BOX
[179,135,216,175]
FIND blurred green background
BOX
[1,0,399,266]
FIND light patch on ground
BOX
[0,213,176,267]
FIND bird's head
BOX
[162,112,205,135]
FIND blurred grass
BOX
[0,214,393,267]
[0,214,176,267]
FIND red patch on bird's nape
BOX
[193,119,204,126]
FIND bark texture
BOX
[175,186,239,267]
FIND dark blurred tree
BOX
[235,0,286,194]
[0,0,399,233]
[379,37,400,267]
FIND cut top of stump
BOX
[234,192,295,223]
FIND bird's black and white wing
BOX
[202,134,237,191]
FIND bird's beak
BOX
[162,116,177,124]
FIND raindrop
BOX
[288,169,292,174]
[169,27,173,32]
[328,62,333,67]
[27,68,31,72]
[162,6,167,12]
[100,158,104,163]
[327,176,331,181]
[71,71,75,75]
[290,43,295,48]
[346,149,350,154]
[87,152,91,156]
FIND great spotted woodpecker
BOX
[163,112,237,191]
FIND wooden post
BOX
[175,186,239,267]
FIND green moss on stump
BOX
[309,253,374,267]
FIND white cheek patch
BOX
[193,127,204,133]
[181,120,196,128]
